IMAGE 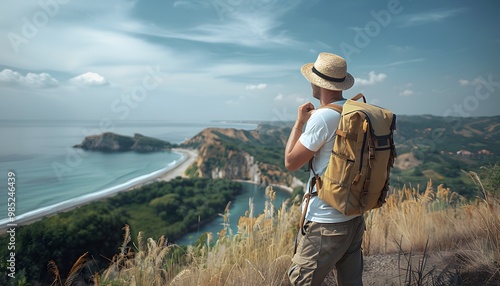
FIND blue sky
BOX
[0,0,499,122]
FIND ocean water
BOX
[0,120,258,225]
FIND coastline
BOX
[0,148,198,234]
[157,148,197,182]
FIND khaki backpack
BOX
[302,93,396,224]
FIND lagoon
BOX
[176,182,292,245]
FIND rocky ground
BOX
[321,251,500,286]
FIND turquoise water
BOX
[0,120,258,224]
[176,182,292,245]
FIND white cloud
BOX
[173,1,194,8]
[0,3,183,84]
[400,89,414,96]
[458,79,469,86]
[275,93,283,100]
[71,72,109,87]
[140,16,298,48]
[296,96,306,103]
[388,58,425,66]
[459,77,484,86]
[0,69,59,88]
[388,45,414,52]
[400,8,467,27]
[133,0,303,48]
[246,83,267,90]
[355,71,387,86]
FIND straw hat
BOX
[301,52,354,91]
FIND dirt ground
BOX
[321,251,500,286]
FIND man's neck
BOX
[320,90,344,106]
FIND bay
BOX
[0,120,257,223]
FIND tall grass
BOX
[166,195,297,285]
[97,187,300,286]
[90,174,500,285]
[363,181,467,254]
[366,175,500,272]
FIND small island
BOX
[73,132,175,152]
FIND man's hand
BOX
[297,102,315,124]
[285,102,316,171]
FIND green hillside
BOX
[186,115,499,198]
[392,115,499,196]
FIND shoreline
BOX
[156,148,197,182]
[0,148,198,234]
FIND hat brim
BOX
[301,63,354,91]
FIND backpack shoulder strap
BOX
[307,102,343,185]
[321,103,342,114]
[351,93,366,103]
[318,92,365,112]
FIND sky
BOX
[0,0,499,123]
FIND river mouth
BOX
[176,182,292,245]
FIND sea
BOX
[0,119,291,236]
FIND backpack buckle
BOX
[369,146,375,159]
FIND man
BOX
[285,52,365,286]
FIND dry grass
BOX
[165,187,299,286]
[363,180,467,255]
[95,187,300,286]
[48,252,90,286]
[365,174,500,276]
[92,177,500,286]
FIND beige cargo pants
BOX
[287,216,365,286]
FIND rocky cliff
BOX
[73,132,175,152]
[179,115,500,196]
[180,124,304,188]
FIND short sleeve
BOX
[299,110,331,152]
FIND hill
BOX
[392,115,499,195]
[180,123,306,189]
[181,115,499,197]
[73,132,176,152]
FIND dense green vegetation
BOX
[212,128,285,168]
[133,133,177,151]
[395,115,500,155]
[479,161,500,197]
[0,178,242,285]
[74,132,177,152]
[392,115,499,196]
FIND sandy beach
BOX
[156,148,198,181]
[0,148,198,234]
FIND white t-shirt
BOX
[299,99,360,223]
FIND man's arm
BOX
[284,102,316,171]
